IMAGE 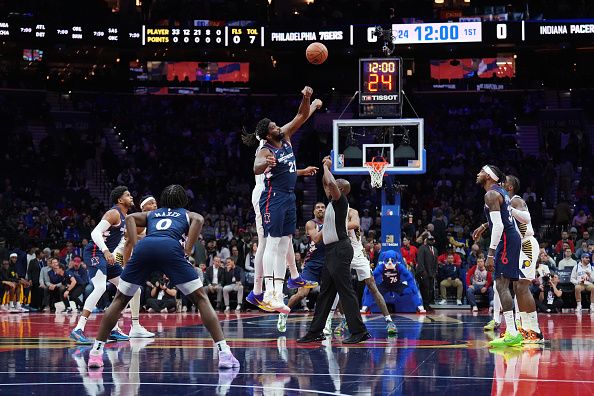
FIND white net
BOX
[364,160,389,188]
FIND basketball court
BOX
[0,311,591,395]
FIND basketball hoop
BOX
[364,157,390,188]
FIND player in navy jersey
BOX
[277,202,326,333]
[252,86,322,313]
[476,165,524,347]
[87,185,239,370]
[70,186,132,344]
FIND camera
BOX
[542,275,550,284]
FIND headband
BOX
[140,196,155,209]
[482,165,499,182]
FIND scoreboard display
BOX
[359,58,402,105]
[143,26,263,47]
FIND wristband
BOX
[487,255,494,258]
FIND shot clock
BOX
[359,58,402,105]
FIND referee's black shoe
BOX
[343,331,371,344]
[297,332,326,343]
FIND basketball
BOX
[306,42,328,65]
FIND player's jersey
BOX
[146,208,190,247]
[304,220,325,264]
[254,140,266,188]
[87,206,126,253]
[114,228,146,260]
[483,185,519,237]
[348,226,366,258]
[382,267,400,290]
[263,140,297,193]
[511,194,535,240]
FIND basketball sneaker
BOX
[246,291,274,312]
[264,291,290,315]
[386,321,398,336]
[277,313,288,333]
[218,351,240,369]
[87,352,104,368]
[323,315,333,336]
[489,332,523,348]
[128,325,155,338]
[523,330,545,344]
[70,329,92,345]
[287,276,318,289]
[334,318,348,335]
[109,327,130,341]
[484,319,500,332]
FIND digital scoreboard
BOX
[359,58,402,105]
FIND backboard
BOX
[331,118,426,175]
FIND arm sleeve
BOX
[91,219,112,253]
[489,211,504,251]
[510,207,531,224]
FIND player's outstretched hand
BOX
[485,256,494,273]
[472,224,485,241]
[322,155,332,169]
[312,99,323,109]
[266,155,277,167]
[302,86,313,98]
[303,166,319,176]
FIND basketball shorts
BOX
[301,260,324,284]
[251,185,265,237]
[259,190,296,238]
[351,251,372,281]
[494,231,522,280]
[113,245,124,266]
[119,237,202,297]
[83,244,123,280]
[518,236,539,281]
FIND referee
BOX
[297,156,370,344]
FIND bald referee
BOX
[297,156,370,344]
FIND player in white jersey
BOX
[244,136,319,311]
[329,208,397,337]
[112,195,156,338]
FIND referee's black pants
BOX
[308,239,366,336]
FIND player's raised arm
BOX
[347,208,360,231]
[297,166,319,176]
[185,212,205,257]
[254,147,276,175]
[281,86,319,139]
[322,155,341,201]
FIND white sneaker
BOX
[360,306,368,314]
[472,306,478,312]
[235,305,242,312]
[264,292,290,315]
[129,325,155,338]
[417,305,426,314]
[438,299,447,305]
[0,304,8,312]
[456,299,463,306]
[323,315,333,336]
[224,306,230,313]
[182,306,188,312]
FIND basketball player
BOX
[112,194,156,338]
[244,125,321,311]
[87,185,239,369]
[476,165,524,347]
[297,157,370,344]
[252,86,322,313]
[277,202,327,333]
[70,186,132,344]
[330,207,397,336]
[504,175,544,343]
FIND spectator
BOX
[360,209,373,233]
[400,237,418,269]
[465,257,494,312]
[554,231,575,254]
[572,209,589,230]
[437,253,463,305]
[244,242,257,287]
[216,240,230,261]
[59,241,76,264]
[575,241,590,261]
[146,274,177,313]
[26,249,45,310]
[537,273,563,313]
[65,257,88,310]
[538,249,557,271]
[222,258,244,312]
[204,256,224,309]
[197,262,207,283]
[1,259,21,312]
[570,253,594,312]
[47,263,75,312]
[416,235,438,306]
[39,257,56,311]
[438,245,462,266]
[557,247,577,270]
[466,244,483,269]
[576,231,594,248]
